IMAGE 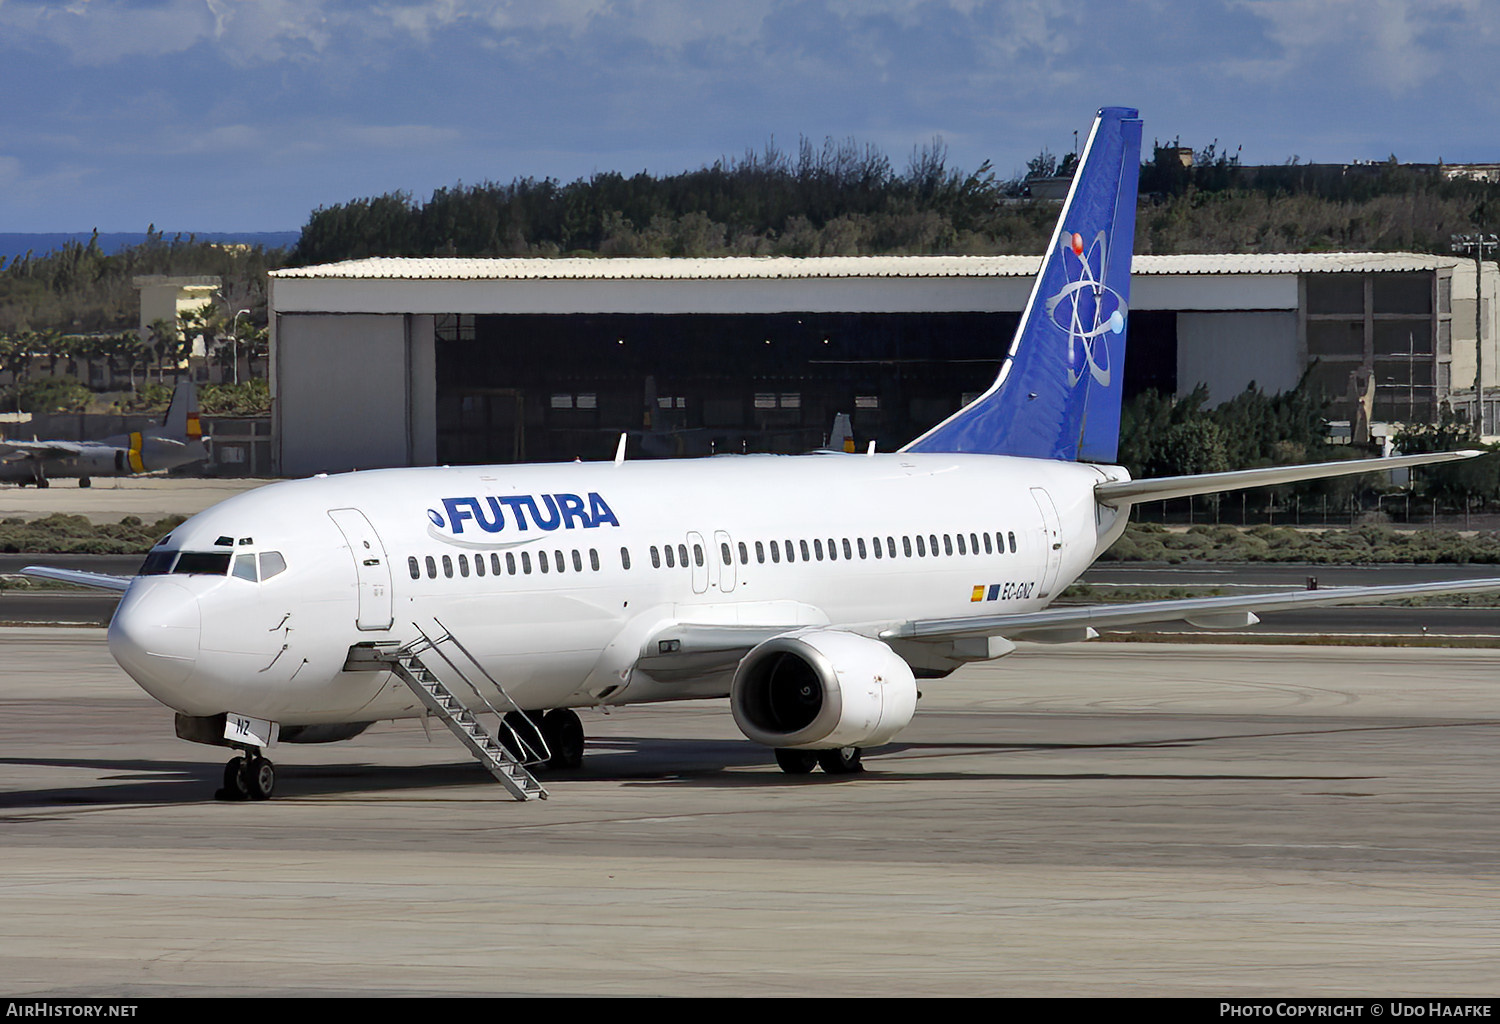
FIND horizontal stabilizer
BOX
[19,566,133,592]
[1096,450,1484,506]
[887,576,1500,643]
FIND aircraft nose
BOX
[109,580,201,702]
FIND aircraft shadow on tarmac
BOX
[0,726,1386,805]
[14,715,1466,804]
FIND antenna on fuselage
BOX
[614,432,628,464]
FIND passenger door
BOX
[686,531,710,595]
[328,507,394,630]
[1029,487,1063,599]
[714,530,737,593]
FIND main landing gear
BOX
[501,708,586,771]
[216,751,276,801]
[775,746,864,775]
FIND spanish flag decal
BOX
[971,585,985,603]
[187,411,202,440]
[127,432,144,473]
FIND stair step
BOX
[386,643,547,802]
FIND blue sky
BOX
[3,0,1498,234]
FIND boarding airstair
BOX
[379,621,548,801]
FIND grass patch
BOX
[1103,522,1500,564]
[0,513,187,554]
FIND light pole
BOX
[230,309,250,386]
[1451,233,1498,435]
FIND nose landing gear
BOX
[216,751,276,801]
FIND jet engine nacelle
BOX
[730,630,918,750]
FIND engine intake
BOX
[730,630,918,750]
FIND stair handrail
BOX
[416,619,552,766]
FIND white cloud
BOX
[1230,0,1500,92]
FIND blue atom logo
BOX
[1044,230,1127,388]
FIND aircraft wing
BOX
[0,440,89,460]
[885,577,1500,643]
[18,566,133,592]
[1097,450,1485,505]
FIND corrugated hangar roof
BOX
[271,252,1459,281]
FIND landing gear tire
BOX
[216,753,276,800]
[775,748,819,774]
[217,755,251,800]
[817,746,864,774]
[541,708,585,771]
[79,477,91,488]
[246,756,276,800]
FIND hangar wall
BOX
[1177,311,1302,404]
[274,313,435,477]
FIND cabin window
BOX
[506,552,517,575]
[555,551,566,573]
[722,541,733,565]
[664,545,675,568]
[770,541,781,563]
[970,532,980,554]
[983,533,993,555]
[491,553,503,575]
[521,552,532,574]
[589,549,599,572]
[426,555,437,578]
[442,555,453,579]
[813,539,824,561]
[620,547,632,570]
[755,541,764,564]
[693,544,704,568]
[651,545,662,568]
[407,556,420,580]
[678,543,689,567]
[458,554,470,577]
[538,551,550,573]
[869,537,880,559]
[783,539,795,563]
[929,534,939,556]
[799,539,810,561]
[738,541,749,565]
[903,536,912,558]
[1008,531,1017,553]
[886,537,897,558]
[233,554,258,582]
[955,534,966,556]
[474,553,485,577]
[856,538,867,559]
[915,535,926,557]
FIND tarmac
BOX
[1,630,1497,997]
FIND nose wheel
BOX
[216,752,276,801]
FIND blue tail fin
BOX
[902,106,1142,463]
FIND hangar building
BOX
[267,253,1499,477]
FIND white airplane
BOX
[0,380,207,487]
[24,107,1500,802]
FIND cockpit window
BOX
[232,554,258,582]
[259,551,287,580]
[139,550,177,575]
[173,552,232,575]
